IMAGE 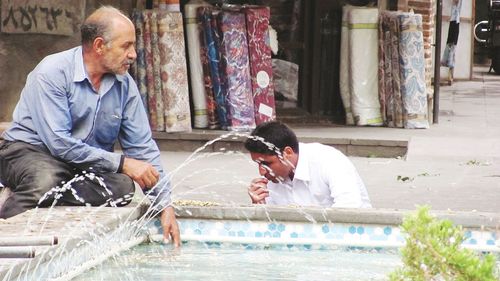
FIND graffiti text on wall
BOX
[1,0,85,36]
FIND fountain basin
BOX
[1,205,499,280]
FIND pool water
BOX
[73,242,401,281]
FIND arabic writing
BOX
[1,0,83,35]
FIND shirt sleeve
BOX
[28,72,122,172]
[118,80,172,210]
[324,156,367,208]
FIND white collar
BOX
[292,143,310,182]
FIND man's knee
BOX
[27,169,70,205]
[3,144,73,205]
[105,173,135,207]
[113,174,135,196]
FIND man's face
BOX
[101,22,136,75]
[250,152,295,183]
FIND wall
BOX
[0,0,135,122]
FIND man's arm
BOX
[118,79,180,244]
[118,79,172,208]
[161,206,180,247]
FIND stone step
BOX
[0,123,408,158]
[152,130,408,158]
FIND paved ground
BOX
[163,66,500,213]
[1,66,499,278]
[1,66,499,213]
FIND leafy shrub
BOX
[389,206,499,281]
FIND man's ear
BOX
[282,146,297,168]
[93,37,106,55]
[283,146,294,157]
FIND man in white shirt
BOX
[244,121,371,208]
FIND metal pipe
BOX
[0,236,58,247]
[0,246,35,259]
[433,0,443,123]
[48,235,148,281]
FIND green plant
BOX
[389,206,499,281]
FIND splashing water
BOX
[5,132,308,280]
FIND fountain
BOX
[0,133,499,280]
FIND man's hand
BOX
[248,177,269,204]
[161,206,181,247]
[122,157,160,189]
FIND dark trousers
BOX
[446,21,459,45]
[0,141,135,218]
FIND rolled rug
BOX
[198,6,221,129]
[379,11,396,127]
[157,11,192,132]
[389,12,404,128]
[185,0,211,128]
[348,7,382,126]
[218,9,255,131]
[143,10,158,130]
[150,11,165,131]
[339,5,355,125]
[397,12,429,129]
[209,9,230,129]
[132,10,149,115]
[244,5,276,125]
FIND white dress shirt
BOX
[265,142,371,208]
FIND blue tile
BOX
[322,224,330,234]
[277,224,286,232]
[272,231,281,238]
[486,240,495,246]
[237,231,245,237]
[357,226,365,235]
[268,223,277,231]
[194,229,202,235]
[255,232,263,238]
[290,232,298,238]
[198,221,205,229]
[349,226,356,234]
[383,227,392,235]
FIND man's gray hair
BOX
[80,6,127,47]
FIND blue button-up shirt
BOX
[3,46,171,209]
